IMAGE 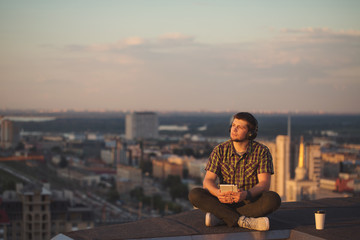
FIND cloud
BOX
[159,32,194,42]
[281,27,360,36]
[279,27,360,44]
[124,37,145,46]
[3,28,359,112]
[67,33,196,54]
[87,37,146,52]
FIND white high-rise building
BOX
[263,135,290,201]
[125,112,159,140]
[275,135,291,200]
[306,143,322,186]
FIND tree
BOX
[140,160,153,176]
[170,183,189,200]
[130,187,145,201]
[164,175,189,200]
[51,146,62,154]
[182,169,189,179]
[164,175,181,189]
[152,194,165,213]
[58,156,68,168]
[15,142,25,151]
[107,187,120,203]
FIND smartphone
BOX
[219,184,238,192]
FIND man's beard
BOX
[231,136,247,142]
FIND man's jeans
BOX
[188,188,281,227]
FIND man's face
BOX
[230,118,249,142]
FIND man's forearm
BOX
[247,181,270,200]
[203,178,219,196]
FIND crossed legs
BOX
[188,188,281,227]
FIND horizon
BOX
[1,1,360,113]
[1,108,360,116]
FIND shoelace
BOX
[241,217,255,229]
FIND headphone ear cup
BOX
[248,126,258,140]
[247,130,254,140]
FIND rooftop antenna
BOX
[287,113,291,141]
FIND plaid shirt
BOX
[205,140,274,190]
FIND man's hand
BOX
[218,189,249,204]
[217,189,234,203]
[234,189,249,203]
[217,189,245,204]
[230,190,241,203]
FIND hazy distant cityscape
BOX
[1,110,360,240]
[1,1,359,239]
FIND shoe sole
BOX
[261,217,270,231]
[205,212,211,227]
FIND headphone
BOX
[229,112,258,140]
[246,124,258,140]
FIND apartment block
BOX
[116,164,142,193]
[125,112,158,140]
[0,184,94,240]
[0,118,19,149]
[152,158,183,180]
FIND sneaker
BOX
[238,216,269,231]
[205,212,225,227]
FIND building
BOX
[0,183,94,240]
[261,135,290,201]
[101,148,116,166]
[0,208,10,240]
[116,165,142,193]
[306,143,322,186]
[115,141,142,167]
[125,112,158,140]
[187,158,207,179]
[0,118,19,149]
[286,137,318,201]
[336,173,360,194]
[152,156,183,180]
[115,140,127,166]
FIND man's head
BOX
[230,112,258,141]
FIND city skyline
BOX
[1,1,360,114]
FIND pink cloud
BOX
[159,32,194,41]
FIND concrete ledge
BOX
[51,234,75,240]
[52,229,326,240]
[53,230,292,240]
[289,230,326,240]
[53,197,360,240]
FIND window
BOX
[72,223,78,231]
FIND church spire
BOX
[295,136,307,181]
[298,136,304,168]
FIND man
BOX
[188,112,281,231]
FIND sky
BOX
[1,0,360,114]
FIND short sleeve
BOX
[205,146,221,175]
[257,146,274,175]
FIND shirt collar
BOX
[230,140,254,156]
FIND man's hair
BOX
[231,112,258,140]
